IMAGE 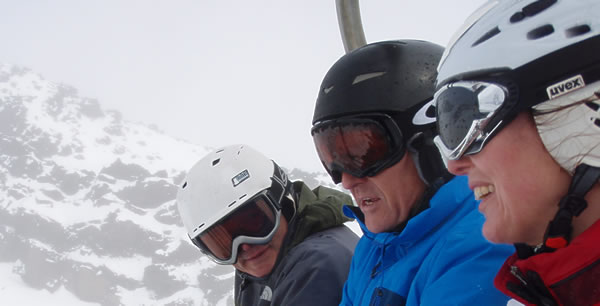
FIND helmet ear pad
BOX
[407,131,453,186]
[387,100,452,186]
[534,81,600,173]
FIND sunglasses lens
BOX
[193,196,276,261]
[435,82,507,156]
[313,120,393,179]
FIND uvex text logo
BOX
[546,75,585,99]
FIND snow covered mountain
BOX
[0,64,336,305]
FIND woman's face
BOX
[446,112,571,245]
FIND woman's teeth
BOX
[363,198,375,206]
[474,185,495,200]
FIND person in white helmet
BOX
[176,144,358,306]
[434,0,600,304]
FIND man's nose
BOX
[341,172,365,190]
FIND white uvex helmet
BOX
[437,0,600,173]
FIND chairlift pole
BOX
[335,0,367,53]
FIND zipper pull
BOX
[510,265,528,286]
[370,262,381,279]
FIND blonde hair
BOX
[533,84,600,174]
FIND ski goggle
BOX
[189,190,281,265]
[311,113,405,184]
[433,80,511,161]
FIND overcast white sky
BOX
[1,1,485,173]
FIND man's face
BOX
[341,153,425,233]
[233,215,288,278]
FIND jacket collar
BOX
[495,219,600,305]
[237,181,353,280]
[343,176,471,245]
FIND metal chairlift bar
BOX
[335,0,367,53]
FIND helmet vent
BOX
[182,181,187,189]
[566,25,591,38]
[527,24,554,40]
[472,26,500,47]
[510,0,557,23]
[212,158,220,166]
[586,101,600,127]
[228,201,236,207]
[194,223,205,233]
[510,12,525,23]
[586,101,599,112]
[239,194,247,200]
[352,72,386,85]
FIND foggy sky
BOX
[0,0,485,173]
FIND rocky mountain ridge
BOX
[0,64,334,305]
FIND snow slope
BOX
[0,64,347,305]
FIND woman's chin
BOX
[482,221,505,244]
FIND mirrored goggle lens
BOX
[435,81,507,153]
[192,196,277,261]
[312,120,394,180]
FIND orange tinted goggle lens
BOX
[313,121,391,177]
[196,197,276,260]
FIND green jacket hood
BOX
[287,181,353,249]
[234,181,354,284]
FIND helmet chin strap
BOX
[539,164,600,253]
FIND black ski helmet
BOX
[312,40,450,185]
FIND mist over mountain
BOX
[0,64,337,305]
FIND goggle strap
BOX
[269,162,289,208]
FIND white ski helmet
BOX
[176,144,292,264]
[436,0,600,173]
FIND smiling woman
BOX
[435,0,600,304]
[446,112,572,245]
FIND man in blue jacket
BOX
[310,40,513,305]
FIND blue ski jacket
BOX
[340,176,513,306]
